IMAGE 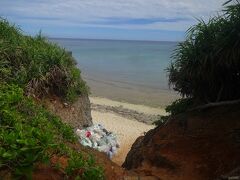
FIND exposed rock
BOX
[122,104,240,179]
[91,103,159,125]
[44,95,93,128]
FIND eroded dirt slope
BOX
[44,96,93,128]
[123,105,240,180]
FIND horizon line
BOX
[48,37,181,43]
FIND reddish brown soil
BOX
[31,142,161,179]
[123,104,240,180]
[31,143,127,180]
[2,105,240,179]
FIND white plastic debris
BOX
[75,124,120,158]
[80,138,92,147]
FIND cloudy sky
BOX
[0,0,226,41]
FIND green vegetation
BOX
[153,98,194,126]
[155,1,240,125]
[0,19,103,179]
[0,84,103,179]
[0,18,89,102]
[168,0,240,104]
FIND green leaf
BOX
[223,0,233,6]
[2,151,12,158]
[16,139,26,144]
[20,147,29,152]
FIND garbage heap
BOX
[76,124,120,158]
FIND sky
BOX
[0,0,226,41]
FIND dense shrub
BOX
[0,18,89,102]
[0,19,103,179]
[168,0,240,103]
[153,98,193,126]
[0,84,103,179]
[165,98,194,115]
[154,1,240,124]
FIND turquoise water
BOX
[51,38,177,91]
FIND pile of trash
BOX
[76,124,120,158]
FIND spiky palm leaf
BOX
[168,1,240,103]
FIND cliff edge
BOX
[123,104,240,179]
[44,95,93,128]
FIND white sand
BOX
[92,111,155,165]
[90,96,158,165]
[90,96,168,116]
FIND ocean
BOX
[50,38,179,107]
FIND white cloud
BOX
[0,0,226,31]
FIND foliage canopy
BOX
[168,0,240,103]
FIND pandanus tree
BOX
[168,0,240,104]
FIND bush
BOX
[0,84,103,179]
[168,0,240,103]
[0,19,102,179]
[153,98,193,126]
[0,18,89,102]
[165,98,194,115]
[153,115,169,126]
[154,1,240,125]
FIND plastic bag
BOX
[75,124,120,159]
[80,138,92,147]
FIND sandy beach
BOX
[90,96,162,165]
[90,96,167,116]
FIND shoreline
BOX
[90,96,168,124]
[85,76,180,108]
[90,96,167,115]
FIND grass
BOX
[0,19,103,179]
[0,18,89,102]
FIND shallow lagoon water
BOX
[51,38,179,107]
